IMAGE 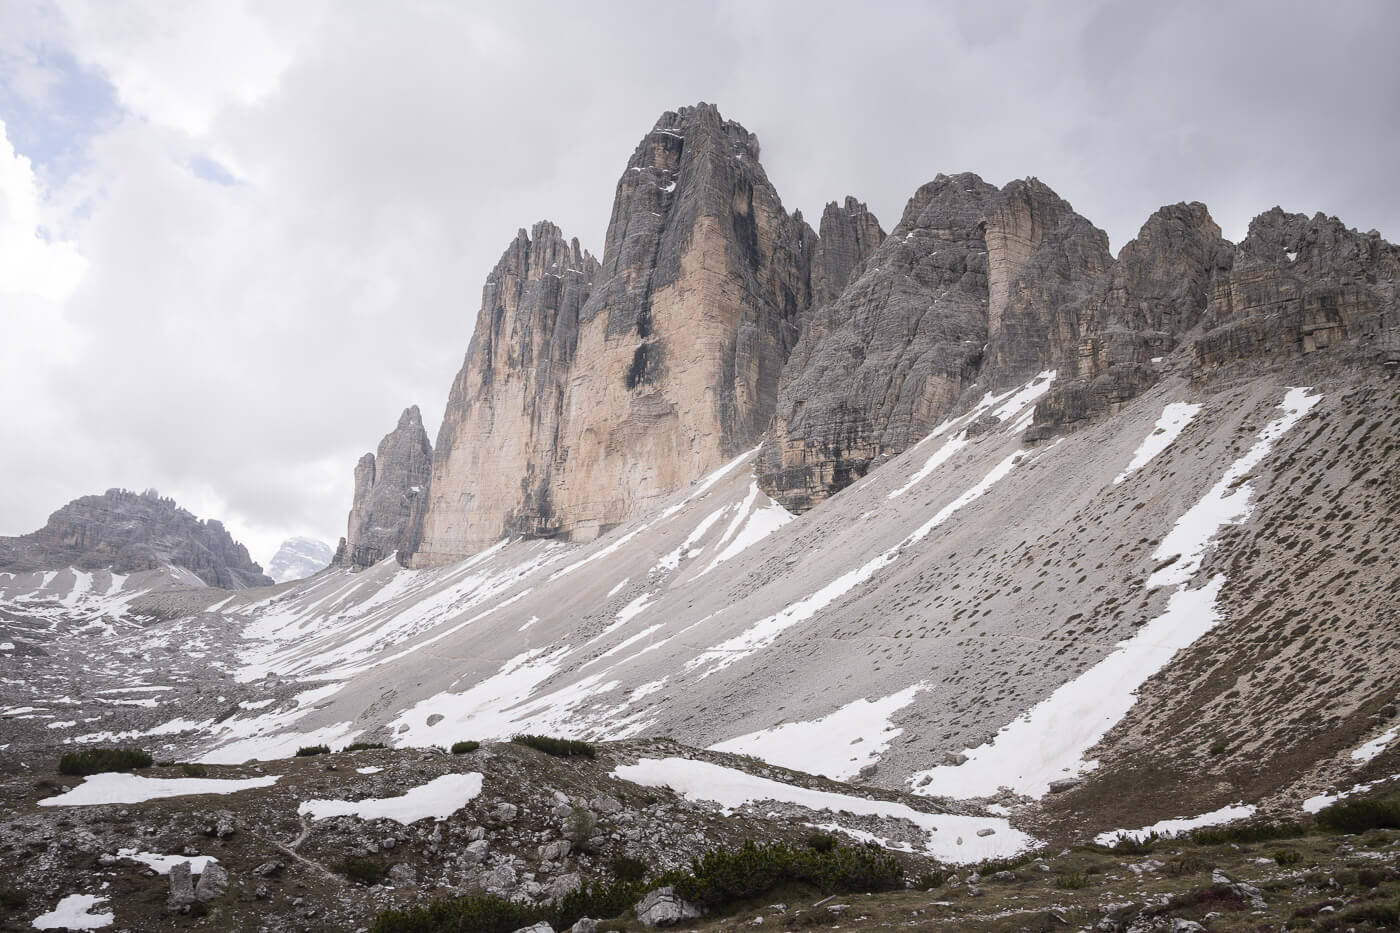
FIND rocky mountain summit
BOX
[265,537,333,583]
[334,406,433,569]
[408,103,880,565]
[0,488,270,588]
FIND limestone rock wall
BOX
[1191,207,1400,375]
[411,225,598,563]
[335,405,433,568]
[756,174,1000,511]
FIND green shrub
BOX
[805,831,837,853]
[450,740,480,755]
[1190,820,1305,846]
[1319,898,1400,931]
[1273,848,1304,866]
[1316,795,1400,834]
[565,804,598,847]
[914,869,948,889]
[557,879,645,930]
[660,839,904,908]
[610,855,648,884]
[179,762,208,777]
[1054,872,1090,890]
[338,857,390,886]
[343,742,387,752]
[511,734,595,758]
[57,747,153,776]
[371,894,546,933]
[295,744,331,757]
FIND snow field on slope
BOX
[910,388,1323,800]
[612,757,1034,864]
[1092,803,1257,845]
[38,772,279,806]
[298,773,483,824]
[709,683,925,781]
[1113,402,1201,484]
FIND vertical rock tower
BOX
[334,406,432,568]
[412,103,853,563]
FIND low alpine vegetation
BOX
[57,747,153,776]
[450,740,480,754]
[1316,794,1400,834]
[342,741,387,752]
[511,734,595,758]
[295,744,331,757]
[659,838,905,907]
[338,856,390,886]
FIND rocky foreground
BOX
[0,741,1396,932]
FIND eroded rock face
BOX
[810,196,885,307]
[757,173,1001,511]
[1192,207,1400,375]
[1029,202,1233,437]
[412,224,598,563]
[335,406,432,569]
[982,178,1113,385]
[413,103,820,562]
[0,489,271,588]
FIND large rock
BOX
[809,196,885,307]
[757,173,1001,511]
[167,861,196,908]
[413,102,818,562]
[265,536,334,583]
[0,489,272,588]
[193,861,228,902]
[635,886,703,926]
[334,405,432,569]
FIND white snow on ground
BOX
[1093,803,1256,845]
[654,503,730,574]
[1351,724,1400,763]
[39,772,279,807]
[605,578,629,596]
[709,683,925,781]
[688,450,1028,678]
[1303,775,1400,813]
[697,484,792,576]
[911,579,1226,799]
[612,757,1034,863]
[1113,402,1201,484]
[299,773,483,824]
[114,849,218,874]
[1148,388,1322,589]
[912,389,1323,801]
[356,766,382,774]
[31,893,112,930]
[390,646,570,745]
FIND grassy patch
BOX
[450,740,480,755]
[295,744,331,757]
[1054,872,1090,889]
[371,894,545,933]
[342,742,387,752]
[179,762,208,777]
[1190,820,1305,846]
[57,747,153,776]
[511,734,595,758]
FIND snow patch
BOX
[39,772,279,807]
[31,894,112,930]
[1114,402,1201,484]
[1093,803,1256,845]
[299,773,483,824]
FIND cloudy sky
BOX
[2,0,1397,565]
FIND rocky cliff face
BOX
[414,103,842,562]
[1192,207,1400,375]
[0,489,271,588]
[757,173,1002,511]
[334,406,432,569]
[809,197,885,307]
[1028,202,1234,437]
[412,225,598,563]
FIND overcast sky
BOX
[2,0,1397,566]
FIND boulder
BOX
[167,861,196,908]
[193,862,227,902]
[635,886,703,926]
